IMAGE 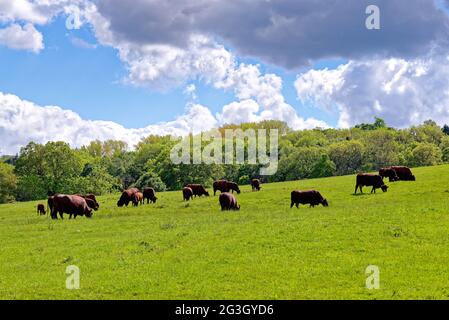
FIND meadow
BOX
[1,165,449,300]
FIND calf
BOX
[251,179,261,191]
[37,204,46,216]
[143,187,157,204]
[219,192,240,211]
[355,174,388,194]
[290,190,328,208]
[183,187,194,201]
[132,192,144,207]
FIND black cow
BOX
[355,174,388,194]
[290,190,328,208]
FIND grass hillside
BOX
[1,165,449,299]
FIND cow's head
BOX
[235,204,241,211]
[410,175,416,181]
[381,185,389,192]
[117,200,124,207]
[204,190,210,197]
[85,208,93,218]
[322,199,329,207]
[152,196,158,203]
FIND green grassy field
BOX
[1,165,449,300]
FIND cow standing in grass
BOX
[132,192,144,207]
[37,204,46,215]
[185,184,209,197]
[183,187,194,201]
[379,168,399,182]
[355,174,388,194]
[117,188,140,207]
[143,187,157,204]
[391,166,416,181]
[51,195,93,219]
[290,190,328,208]
[75,194,100,211]
[213,180,241,196]
[251,179,261,191]
[219,193,240,211]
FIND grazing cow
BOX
[219,192,240,211]
[37,204,46,215]
[143,187,158,204]
[75,194,100,211]
[251,179,261,191]
[290,190,329,208]
[391,166,416,181]
[183,187,194,201]
[185,184,210,197]
[355,174,388,194]
[213,180,241,196]
[132,192,144,207]
[51,195,93,219]
[379,168,399,182]
[117,188,140,207]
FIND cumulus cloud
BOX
[0,23,44,52]
[0,0,49,24]
[0,92,217,155]
[295,54,449,128]
[216,64,328,129]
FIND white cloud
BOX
[0,92,217,155]
[0,23,44,53]
[216,63,328,129]
[0,0,49,24]
[295,55,449,128]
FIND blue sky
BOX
[1,0,449,154]
[0,14,341,128]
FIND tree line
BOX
[1,118,449,203]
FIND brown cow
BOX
[213,180,241,196]
[183,187,194,201]
[75,194,100,210]
[143,187,157,204]
[37,204,46,215]
[391,166,416,181]
[251,179,261,191]
[117,188,140,207]
[379,168,399,182]
[219,192,240,211]
[355,174,388,194]
[185,184,210,197]
[51,195,93,219]
[290,190,328,208]
[132,192,144,207]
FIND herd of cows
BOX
[35,166,416,219]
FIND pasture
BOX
[1,165,449,299]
